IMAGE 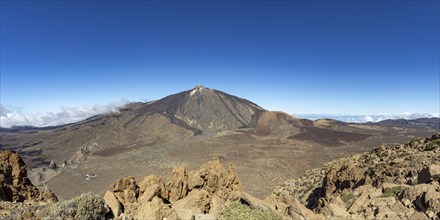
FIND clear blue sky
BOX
[1,0,439,115]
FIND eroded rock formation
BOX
[104,159,322,219]
[0,150,57,203]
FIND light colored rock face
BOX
[429,164,440,180]
[0,150,58,203]
[273,133,440,220]
[136,197,178,220]
[104,191,122,217]
[172,189,210,219]
[264,191,325,220]
[138,184,160,203]
[138,175,167,199]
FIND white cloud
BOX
[0,99,129,128]
[295,113,440,123]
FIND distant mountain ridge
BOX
[296,114,439,131]
[296,113,439,122]
[373,117,440,130]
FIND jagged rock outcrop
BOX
[0,150,58,203]
[0,150,61,219]
[104,159,322,220]
[274,133,440,220]
[103,159,244,219]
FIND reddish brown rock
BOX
[166,166,188,202]
[138,175,167,200]
[0,150,57,203]
[103,159,284,219]
[112,176,138,207]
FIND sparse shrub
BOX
[218,202,282,220]
[388,155,397,161]
[365,157,374,164]
[47,192,106,219]
[383,186,402,198]
[425,140,439,151]
[340,192,354,203]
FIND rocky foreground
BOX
[275,132,440,219]
[101,159,316,219]
[0,150,317,220]
[0,133,439,219]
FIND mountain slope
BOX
[133,85,265,132]
[0,85,267,167]
[374,117,440,131]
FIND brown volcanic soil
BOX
[38,125,434,200]
[288,127,371,146]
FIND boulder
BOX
[424,189,440,214]
[230,191,271,211]
[136,196,178,220]
[409,212,430,220]
[172,189,210,219]
[104,191,122,217]
[138,175,166,199]
[390,200,407,213]
[401,182,440,215]
[321,161,367,198]
[48,160,57,169]
[425,210,435,219]
[265,191,325,220]
[0,150,57,203]
[418,164,440,184]
[375,206,397,219]
[328,203,350,218]
[112,176,138,207]
[166,166,188,202]
[347,192,368,213]
[138,184,160,203]
[188,170,204,190]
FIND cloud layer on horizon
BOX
[0,99,129,128]
[1,100,438,128]
[295,113,440,123]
